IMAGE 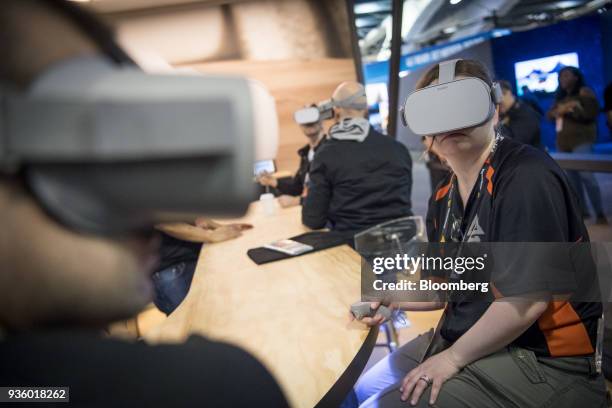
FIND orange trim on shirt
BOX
[485,166,495,195]
[435,181,453,201]
[490,283,503,299]
[537,301,594,357]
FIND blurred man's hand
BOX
[194,217,220,229]
[206,225,243,242]
[278,195,300,208]
[195,218,252,231]
[257,172,278,188]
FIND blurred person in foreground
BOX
[0,1,287,406]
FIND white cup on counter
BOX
[259,193,277,216]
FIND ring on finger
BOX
[418,374,433,386]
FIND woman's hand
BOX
[399,348,463,406]
[350,302,396,326]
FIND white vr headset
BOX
[293,100,334,125]
[0,56,278,235]
[400,59,502,136]
[293,88,368,125]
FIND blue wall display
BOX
[491,15,610,149]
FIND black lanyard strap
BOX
[440,134,503,243]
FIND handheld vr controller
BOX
[350,301,392,321]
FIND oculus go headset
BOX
[400,59,502,136]
[0,0,277,237]
[293,101,334,126]
[293,88,368,126]
[0,55,278,236]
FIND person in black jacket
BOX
[257,105,326,208]
[499,80,541,148]
[302,81,413,235]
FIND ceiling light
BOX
[450,0,462,5]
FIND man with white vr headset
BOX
[302,81,413,235]
[257,103,327,208]
[0,1,287,406]
[351,59,604,408]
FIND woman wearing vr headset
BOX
[352,60,604,407]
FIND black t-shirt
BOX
[0,329,288,407]
[427,136,601,357]
[158,233,202,271]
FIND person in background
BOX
[421,136,450,194]
[498,80,541,148]
[547,66,606,224]
[302,81,413,235]
[257,104,326,208]
[604,82,612,133]
[153,219,252,315]
[520,85,544,116]
[0,1,288,406]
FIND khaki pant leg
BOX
[362,347,607,408]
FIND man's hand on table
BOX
[194,219,253,243]
[156,219,253,244]
[278,195,301,208]
[194,217,252,230]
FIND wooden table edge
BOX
[314,325,379,408]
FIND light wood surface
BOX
[145,200,372,408]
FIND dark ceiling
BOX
[355,0,611,59]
